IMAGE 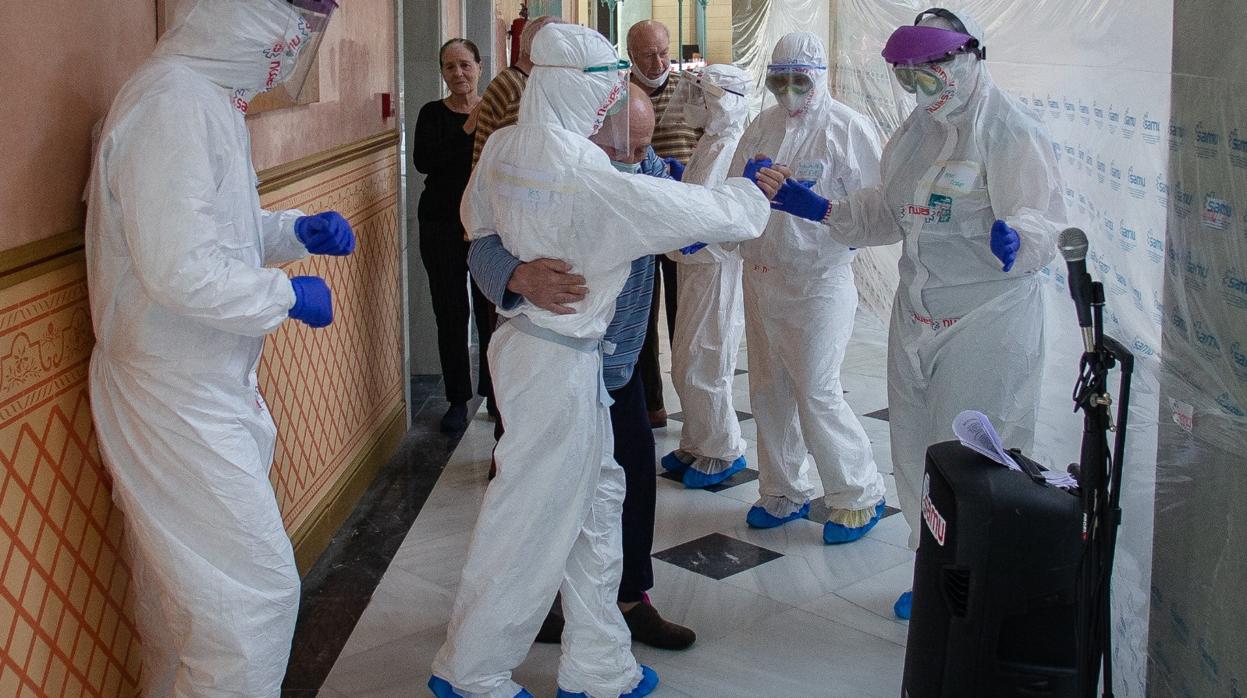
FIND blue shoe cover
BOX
[682,455,746,489]
[822,500,886,545]
[745,501,811,529]
[428,676,533,698]
[894,590,913,620]
[660,450,692,473]
[556,665,659,698]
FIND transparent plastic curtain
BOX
[1147,2,1247,693]
[823,1,1176,694]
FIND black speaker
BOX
[901,441,1084,697]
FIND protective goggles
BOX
[764,70,816,95]
[892,64,948,96]
[583,59,633,76]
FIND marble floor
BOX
[319,309,915,697]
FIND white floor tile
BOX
[325,299,918,696]
[642,607,904,698]
[834,560,919,623]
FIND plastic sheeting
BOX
[1148,1,1247,693]
[728,2,1247,691]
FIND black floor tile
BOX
[653,533,783,580]
[805,500,902,525]
[658,466,759,492]
[864,407,890,422]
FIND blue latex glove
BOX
[662,156,685,182]
[295,211,356,256]
[990,219,1020,272]
[772,178,831,222]
[679,242,708,255]
[289,276,333,328]
[742,157,773,185]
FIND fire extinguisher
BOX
[508,3,529,67]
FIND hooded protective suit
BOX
[431,23,768,698]
[820,11,1066,549]
[728,33,888,524]
[662,65,753,485]
[84,1,329,694]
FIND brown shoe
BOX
[623,600,696,650]
[648,409,668,429]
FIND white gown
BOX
[84,1,315,694]
[729,32,888,520]
[431,23,769,698]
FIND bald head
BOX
[592,83,655,165]
[517,15,559,71]
[627,20,670,82]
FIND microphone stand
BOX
[1070,280,1134,698]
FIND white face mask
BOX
[611,160,642,174]
[916,63,958,115]
[777,91,810,116]
[630,63,667,90]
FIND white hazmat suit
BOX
[729,33,888,528]
[84,1,328,694]
[431,23,769,698]
[664,64,753,486]
[820,12,1066,550]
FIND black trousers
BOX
[638,255,678,412]
[610,368,657,603]
[419,222,494,404]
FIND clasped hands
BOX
[742,154,831,222]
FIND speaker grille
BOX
[943,566,971,617]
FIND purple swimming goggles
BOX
[881,7,985,66]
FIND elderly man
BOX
[470,14,560,168]
[428,23,768,698]
[627,19,702,427]
[469,83,697,652]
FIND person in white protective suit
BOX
[429,23,769,698]
[84,1,352,694]
[726,32,890,544]
[756,8,1066,619]
[655,64,756,489]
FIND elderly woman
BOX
[414,38,496,432]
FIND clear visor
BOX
[271,1,338,101]
[659,70,737,128]
[589,90,633,165]
[587,60,633,163]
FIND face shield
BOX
[586,60,633,165]
[765,63,823,116]
[881,9,984,105]
[659,70,745,130]
[266,0,338,100]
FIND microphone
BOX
[1058,227,1095,353]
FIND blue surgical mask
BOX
[611,160,642,175]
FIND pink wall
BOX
[0,0,398,254]
[0,2,156,253]
[248,0,398,171]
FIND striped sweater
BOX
[646,72,704,165]
[471,66,527,169]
